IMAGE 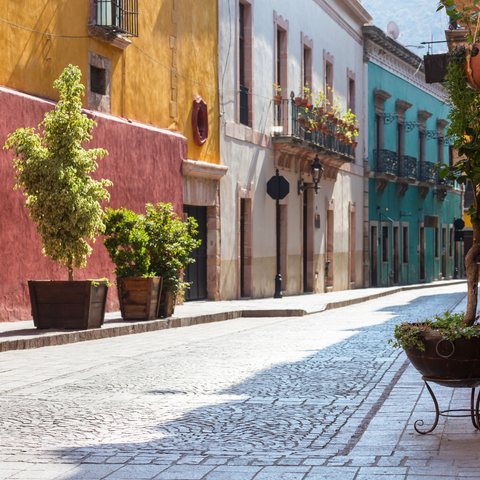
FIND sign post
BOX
[267,169,290,298]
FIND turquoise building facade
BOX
[363,25,463,288]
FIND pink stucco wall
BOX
[0,86,186,322]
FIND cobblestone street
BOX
[1,284,479,479]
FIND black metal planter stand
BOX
[414,377,480,435]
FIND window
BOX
[382,225,389,263]
[348,77,355,113]
[402,225,409,263]
[434,227,439,258]
[96,0,138,37]
[449,227,453,257]
[238,1,253,127]
[90,66,106,95]
[301,34,313,97]
[88,51,111,113]
[325,61,333,106]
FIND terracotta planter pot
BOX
[326,129,332,135]
[348,124,355,131]
[405,329,480,387]
[335,132,341,139]
[28,280,109,330]
[298,117,306,125]
[307,104,313,111]
[315,122,323,130]
[274,95,282,105]
[317,107,325,115]
[465,44,480,90]
[294,97,302,106]
[352,141,358,148]
[332,117,339,125]
[117,276,163,321]
[321,125,328,133]
[300,98,308,107]
[339,134,345,142]
[327,113,335,120]
[158,290,176,318]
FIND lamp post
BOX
[298,155,324,195]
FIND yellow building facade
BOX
[0,0,220,164]
[0,0,225,322]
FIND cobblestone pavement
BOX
[1,284,479,479]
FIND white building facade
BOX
[218,0,372,299]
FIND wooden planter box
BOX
[158,290,176,318]
[28,280,109,330]
[117,276,163,320]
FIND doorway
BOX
[393,226,400,285]
[370,224,378,287]
[441,227,447,279]
[419,226,426,281]
[303,194,309,291]
[183,205,207,301]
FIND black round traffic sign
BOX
[454,218,465,230]
[267,174,290,200]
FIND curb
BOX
[0,280,467,353]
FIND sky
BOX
[362,0,450,54]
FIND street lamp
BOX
[298,155,324,195]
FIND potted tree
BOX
[144,203,201,317]
[393,2,480,389]
[104,203,200,319]
[103,207,163,321]
[5,65,111,330]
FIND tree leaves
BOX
[5,65,111,277]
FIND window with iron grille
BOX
[90,66,106,95]
[96,0,138,37]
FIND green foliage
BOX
[437,1,480,43]
[5,65,111,276]
[440,43,480,226]
[145,203,201,295]
[390,311,480,351]
[103,203,201,295]
[103,208,152,278]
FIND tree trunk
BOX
[463,222,480,327]
[68,257,74,282]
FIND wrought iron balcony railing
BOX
[374,149,399,175]
[402,155,418,180]
[419,161,437,183]
[96,0,138,37]
[272,99,354,159]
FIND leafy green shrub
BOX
[5,65,111,280]
[103,208,151,278]
[103,203,201,296]
[390,311,480,352]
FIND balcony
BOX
[97,0,138,37]
[401,155,418,180]
[272,99,355,180]
[419,161,437,184]
[374,149,399,176]
[372,149,456,198]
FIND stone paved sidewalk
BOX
[1,283,479,479]
[0,279,466,352]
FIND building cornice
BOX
[182,159,228,180]
[364,36,447,102]
[313,0,372,45]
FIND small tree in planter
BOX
[103,207,162,321]
[104,203,200,319]
[145,203,201,317]
[389,3,480,434]
[5,65,112,329]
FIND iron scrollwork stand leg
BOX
[414,381,439,435]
